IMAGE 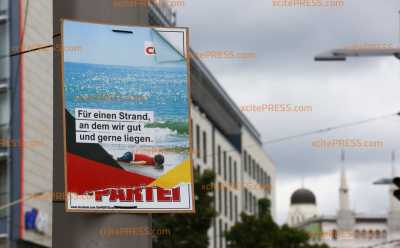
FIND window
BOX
[382,230,387,239]
[252,159,256,179]
[223,151,227,180]
[196,125,200,158]
[244,188,248,211]
[368,230,374,240]
[234,195,238,223]
[375,230,381,239]
[233,161,237,188]
[229,191,232,221]
[332,230,338,240]
[248,155,252,176]
[213,219,217,248]
[0,161,7,219]
[217,146,221,175]
[228,156,232,183]
[261,170,265,187]
[219,219,223,248]
[260,167,263,184]
[243,150,247,172]
[361,230,367,239]
[263,171,267,187]
[249,193,253,213]
[354,230,360,239]
[224,187,227,217]
[203,131,207,163]
[253,195,257,215]
[224,223,228,247]
[254,164,258,182]
[218,182,222,213]
[256,164,260,183]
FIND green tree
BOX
[226,198,329,248]
[153,169,216,248]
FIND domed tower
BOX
[287,188,319,227]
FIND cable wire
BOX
[264,111,400,144]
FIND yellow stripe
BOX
[149,159,192,188]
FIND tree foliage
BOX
[152,169,216,248]
[226,198,329,248]
[153,171,328,248]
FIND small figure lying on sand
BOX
[116,152,165,170]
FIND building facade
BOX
[0,0,10,247]
[0,1,275,247]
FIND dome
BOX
[290,188,316,205]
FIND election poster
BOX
[61,20,193,212]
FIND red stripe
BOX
[67,153,155,194]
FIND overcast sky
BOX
[175,0,400,224]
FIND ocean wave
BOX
[145,121,188,135]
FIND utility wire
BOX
[264,111,400,144]
[0,192,46,211]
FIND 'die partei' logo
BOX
[144,41,156,56]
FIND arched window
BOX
[375,230,381,239]
[382,230,387,239]
[368,230,374,239]
[354,230,360,239]
[332,229,338,240]
[361,230,367,239]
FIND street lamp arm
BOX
[315,48,400,61]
